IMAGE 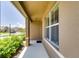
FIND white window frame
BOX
[45,2,59,49]
[45,12,59,48]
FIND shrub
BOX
[0,35,24,58]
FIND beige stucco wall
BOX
[30,21,42,40]
[59,1,79,57]
[42,1,79,58]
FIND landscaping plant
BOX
[0,35,24,58]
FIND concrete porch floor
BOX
[22,40,49,58]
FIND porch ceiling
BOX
[12,1,56,21]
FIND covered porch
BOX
[11,1,63,58]
[11,1,65,58]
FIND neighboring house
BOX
[12,1,79,58]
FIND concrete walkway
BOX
[23,40,49,58]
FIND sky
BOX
[0,1,25,28]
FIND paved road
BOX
[0,34,9,37]
[0,32,24,39]
[0,34,10,39]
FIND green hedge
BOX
[0,35,24,58]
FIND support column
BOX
[27,18,30,46]
[25,17,30,46]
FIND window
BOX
[51,7,59,46]
[45,4,59,49]
[45,16,49,26]
[55,9,59,23]
[44,15,49,40]
[51,8,59,24]
[51,25,59,45]
[46,28,49,39]
[51,11,55,24]
[51,7,59,48]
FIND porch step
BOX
[23,41,49,58]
